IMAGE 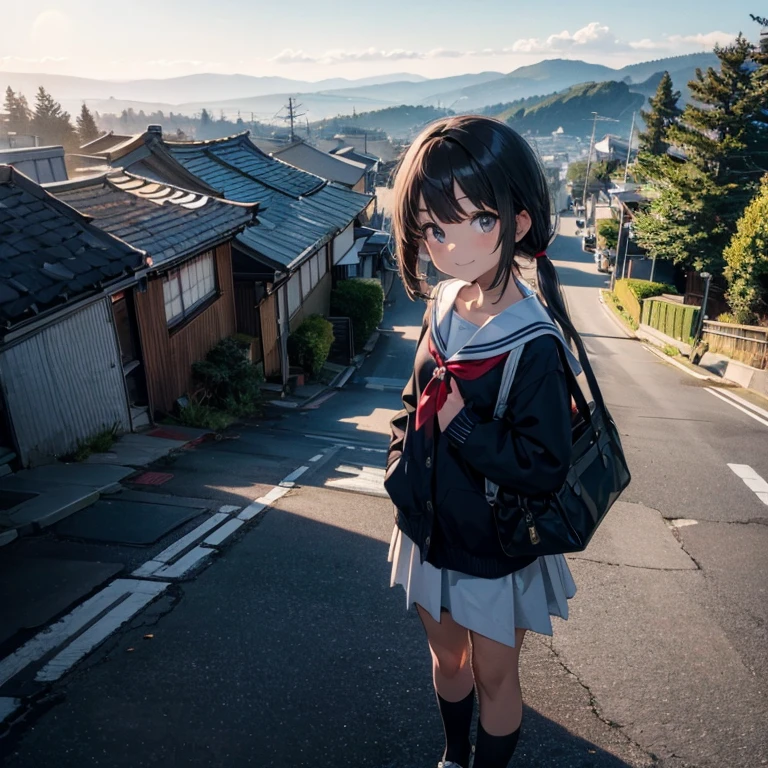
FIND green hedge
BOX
[614,279,677,323]
[288,315,335,377]
[330,278,384,352]
[642,298,699,343]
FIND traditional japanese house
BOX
[47,170,258,418]
[0,165,145,467]
[104,128,374,383]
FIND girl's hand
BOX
[437,381,466,433]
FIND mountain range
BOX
[2,53,719,126]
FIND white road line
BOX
[36,583,168,682]
[131,512,229,577]
[325,465,388,497]
[0,579,164,686]
[218,505,241,514]
[728,464,768,506]
[238,501,267,521]
[203,518,245,546]
[280,465,309,485]
[705,388,768,428]
[260,485,290,504]
[152,546,213,579]
[309,454,324,462]
[708,388,768,420]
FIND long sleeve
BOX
[444,336,572,495]
[387,303,430,471]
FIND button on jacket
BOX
[384,279,577,579]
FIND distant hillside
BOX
[427,52,719,111]
[617,52,719,83]
[0,71,426,110]
[311,105,454,140]
[320,72,504,104]
[498,81,645,137]
[1,51,722,128]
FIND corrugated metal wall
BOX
[0,299,130,466]
[136,243,237,413]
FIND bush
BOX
[724,175,768,324]
[330,278,384,351]
[597,218,620,251]
[614,279,677,323]
[288,315,335,377]
[192,337,263,417]
[642,298,699,343]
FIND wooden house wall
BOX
[136,243,237,414]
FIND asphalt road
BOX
[2,215,767,768]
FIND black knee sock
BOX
[472,719,521,768]
[436,688,475,767]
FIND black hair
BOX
[390,114,579,346]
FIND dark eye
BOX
[472,213,498,234]
[421,223,446,244]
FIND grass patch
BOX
[602,290,639,331]
[178,402,235,431]
[662,344,680,357]
[65,423,120,462]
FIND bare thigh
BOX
[416,604,472,675]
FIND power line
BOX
[277,97,306,142]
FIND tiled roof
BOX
[47,172,257,267]
[111,131,373,271]
[272,140,367,187]
[0,146,68,184]
[0,165,145,330]
[329,145,380,170]
[79,132,133,156]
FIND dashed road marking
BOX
[325,464,388,497]
[0,454,325,695]
[36,581,169,682]
[728,464,768,506]
[0,579,168,687]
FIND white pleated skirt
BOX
[388,525,577,647]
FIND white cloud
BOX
[273,47,488,65]
[630,30,737,51]
[512,22,625,54]
[271,24,740,67]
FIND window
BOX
[163,251,217,326]
[300,261,312,299]
[287,272,301,317]
[310,253,320,287]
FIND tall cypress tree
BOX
[32,86,76,148]
[76,103,101,145]
[633,34,768,273]
[638,72,681,155]
[3,87,33,135]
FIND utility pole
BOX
[582,112,599,215]
[282,97,306,143]
[582,112,620,220]
[623,111,636,184]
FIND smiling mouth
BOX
[454,259,475,266]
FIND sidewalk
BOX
[0,425,215,687]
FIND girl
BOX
[384,115,583,768]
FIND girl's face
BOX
[416,180,531,283]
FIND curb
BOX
[597,290,636,340]
[596,291,748,388]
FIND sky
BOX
[1,1,764,82]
